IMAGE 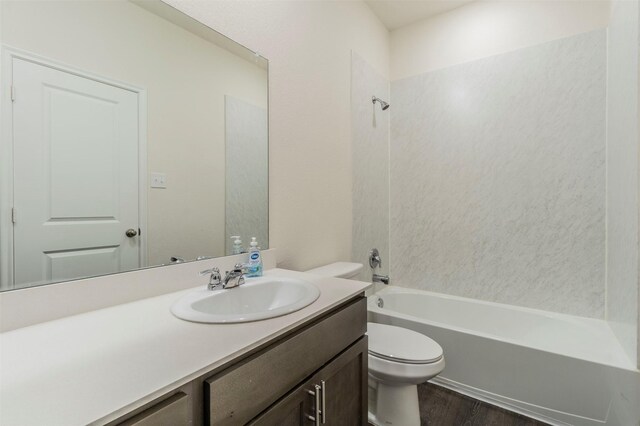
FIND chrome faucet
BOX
[200,267,222,290]
[201,264,249,291]
[373,274,390,285]
[222,264,247,289]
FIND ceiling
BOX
[365,0,476,30]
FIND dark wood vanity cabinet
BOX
[249,337,367,426]
[205,296,367,425]
[112,295,367,426]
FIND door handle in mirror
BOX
[125,228,138,238]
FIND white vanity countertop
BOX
[0,268,370,426]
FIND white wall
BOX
[390,0,611,79]
[605,0,639,366]
[2,0,267,266]
[165,0,390,271]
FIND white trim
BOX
[138,90,149,267]
[0,45,148,289]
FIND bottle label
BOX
[250,252,260,261]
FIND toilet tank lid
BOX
[305,262,363,278]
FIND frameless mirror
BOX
[0,0,269,291]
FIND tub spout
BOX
[373,274,390,285]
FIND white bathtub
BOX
[367,286,640,426]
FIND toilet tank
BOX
[305,262,364,279]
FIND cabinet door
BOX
[249,336,368,426]
[316,337,368,426]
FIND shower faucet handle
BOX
[369,248,382,269]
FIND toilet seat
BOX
[368,353,445,385]
[367,322,443,364]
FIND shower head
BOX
[372,96,390,111]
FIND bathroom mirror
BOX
[0,0,269,291]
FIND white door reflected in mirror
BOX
[12,57,141,288]
[0,0,269,291]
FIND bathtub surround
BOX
[351,52,390,283]
[225,96,269,255]
[390,30,606,318]
[605,0,640,367]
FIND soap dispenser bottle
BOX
[231,236,244,255]
[246,237,263,277]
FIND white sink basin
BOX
[171,276,320,323]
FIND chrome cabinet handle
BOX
[320,380,326,424]
[306,385,321,425]
[125,228,138,238]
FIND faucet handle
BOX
[369,248,382,269]
[200,267,222,289]
[233,263,249,273]
[199,267,220,277]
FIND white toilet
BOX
[306,262,445,426]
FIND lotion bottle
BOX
[231,236,244,255]
[246,237,263,277]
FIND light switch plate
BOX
[150,172,167,189]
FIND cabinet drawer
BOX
[205,297,366,425]
[118,392,190,426]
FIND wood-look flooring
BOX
[417,383,549,426]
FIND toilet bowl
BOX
[305,262,445,426]
[367,322,444,426]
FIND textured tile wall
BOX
[389,30,606,317]
[351,53,390,283]
[225,96,269,254]
[606,0,639,365]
